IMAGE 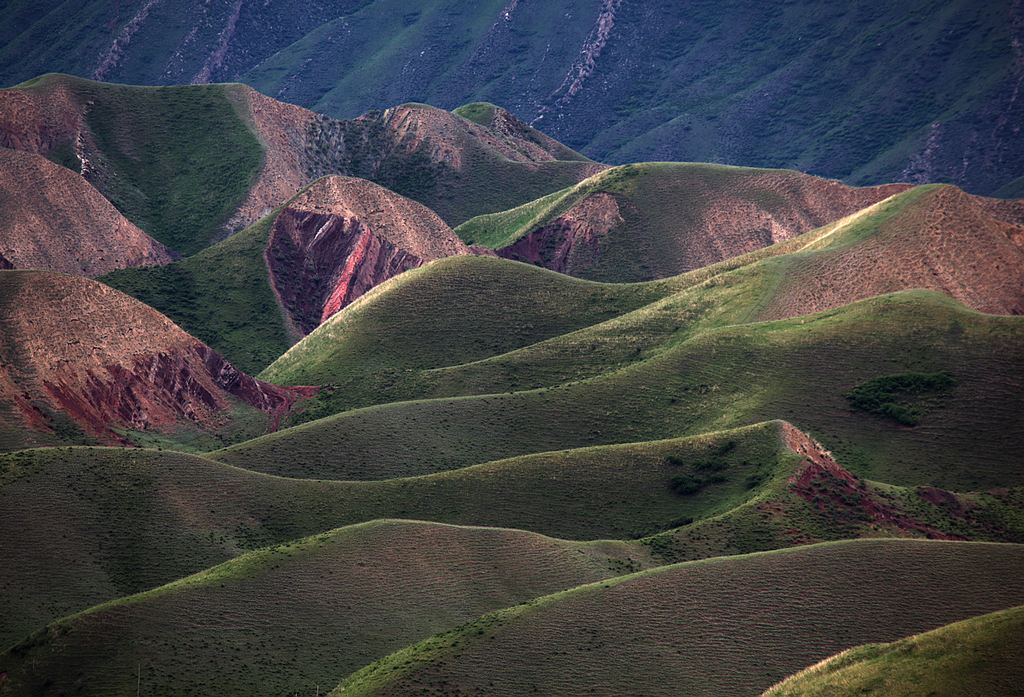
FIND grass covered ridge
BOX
[334,540,1024,697]
[763,604,1024,697]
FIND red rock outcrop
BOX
[780,422,963,540]
[265,176,471,335]
[0,270,307,443]
[497,192,623,272]
[0,148,173,275]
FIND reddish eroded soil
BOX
[0,148,172,275]
[498,192,623,272]
[375,103,598,171]
[780,422,963,540]
[0,271,305,443]
[663,173,910,272]
[224,87,317,233]
[494,168,908,280]
[265,176,470,335]
[760,185,1024,319]
[0,81,82,156]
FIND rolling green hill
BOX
[334,540,1024,697]
[265,183,1024,420]
[763,604,1024,697]
[0,520,643,697]
[8,421,1020,650]
[223,291,1024,490]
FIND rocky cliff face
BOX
[0,270,306,444]
[265,176,470,336]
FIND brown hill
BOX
[456,163,909,282]
[267,175,471,335]
[0,148,172,275]
[0,270,305,448]
[0,76,600,255]
[759,185,1024,320]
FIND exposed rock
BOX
[0,271,307,443]
[265,176,470,335]
[781,422,963,540]
[498,192,623,272]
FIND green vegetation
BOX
[19,75,264,255]
[764,604,1024,697]
[229,291,1024,490]
[261,255,675,421]
[7,422,1023,647]
[845,371,956,426]
[334,540,1024,697]
[102,212,292,374]
[453,101,499,126]
[0,520,641,696]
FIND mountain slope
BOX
[6,421,1023,648]
[0,520,644,697]
[218,292,1024,491]
[763,604,1024,697]
[265,184,1024,422]
[0,74,264,255]
[0,270,303,452]
[0,74,601,250]
[0,148,172,275]
[456,163,907,281]
[335,540,1024,697]
[102,175,473,372]
[2,1,1020,195]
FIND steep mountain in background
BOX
[0,270,305,452]
[0,147,172,275]
[2,1,1021,195]
[456,163,907,281]
[763,605,1024,697]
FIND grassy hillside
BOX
[454,162,903,282]
[265,184,1023,423]
[0,520,642,696]
[764,604,1024,697]
[335,540,1024,697]
[12,74,263,255]
[102,210,292,374]
[221,291,1024,490]
[7,422,1024,647]
[261,255,676,420]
